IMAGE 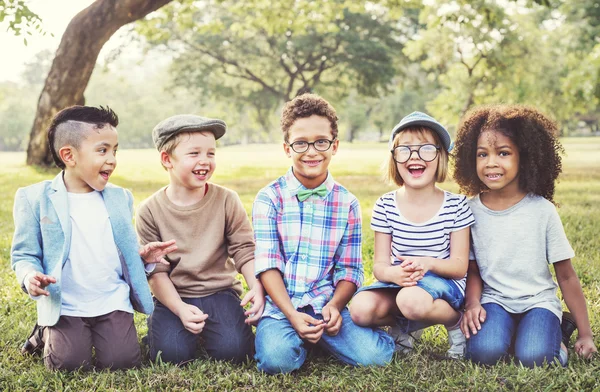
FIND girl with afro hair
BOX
[453,104,597,368]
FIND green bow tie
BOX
[297,183,328,202]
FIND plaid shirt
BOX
[253,168,363,320]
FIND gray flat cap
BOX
[152,114,227,150]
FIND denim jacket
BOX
[11,172,154,326]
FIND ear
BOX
[59,146,76,167]
[330,138,340,156]
[160,151,174,169]
[283,141,292,158]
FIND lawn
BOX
[1,139,599,391]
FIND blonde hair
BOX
[385,126,448,186]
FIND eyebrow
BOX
[95,142,118,148]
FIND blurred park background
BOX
[1,0,599,158]
[1,1,600,390]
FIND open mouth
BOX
[192,169,209,176]
[407,164,425,177]
[99,170,111,180]
[485,173,503,180]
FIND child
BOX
[136,114,265,365]
[350,111,474,359]
[453,104,597,367]
[11,105,167,371]
[252,93,395,375]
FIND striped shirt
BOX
[253,168,363,320]
[371,190,474,293]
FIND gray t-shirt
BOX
[468,193,574,320]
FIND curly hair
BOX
[453,104,564,204]
[280,93,338,142]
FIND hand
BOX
[322,303,342,336]
[27,272,56,297]
[240,281,266,325]
[289,311,325,344]
[397,256,431,281]
[574,336,597,359]
[139,239,177,265]
[175,302,208,334]
[389,264,420,287]
[461,304,486,339]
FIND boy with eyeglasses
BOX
[252,94,394,374]
[136,114,265,365]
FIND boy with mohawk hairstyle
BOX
[11,105,170,371]
[252,94,395,374]
[137,114,264,365]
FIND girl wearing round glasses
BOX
[350,111,474,359]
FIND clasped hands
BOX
[390,255,431,287]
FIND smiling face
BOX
[476,130,521,193]
[163,131,216,191]
[283,115,338,189]
[393,129,440,190]
[62,124,118,193]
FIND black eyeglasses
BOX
[391,144,440,163]
[287,138,336,153]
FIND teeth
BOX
[408,165,424,170]
[193,170,208,175]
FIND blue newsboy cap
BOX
[152,114,227,151]
[388,111,453,152]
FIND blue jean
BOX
[255,307,394,374]
[466,303,566,368]
[147,289,254,364]
[357,272,464,333]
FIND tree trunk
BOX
[26,0,173,166]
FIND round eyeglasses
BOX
[287,138,336,153]
[391,144,440,163]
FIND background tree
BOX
[25,0,174,167]
[137,0,407,139]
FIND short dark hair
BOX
[280,94,338,142]
[47,105,119,169]
[453,104,564,204]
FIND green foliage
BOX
[136,0,406,134]
[0,0,46,41]
[1,139,600,390]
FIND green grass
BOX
[1,138,599,391]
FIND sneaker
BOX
[389,325,423,354]
[446,327,466,359]
[561,311,577,348]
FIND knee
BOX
[396,296,429,320]
[515,348,557,368]
[466,338,507,366]
[150,339,194,365]
[44,349,91,371]
[352,333,394,367]
[256,342,305,374]
[349,302,377,327]
[208,335,254,364]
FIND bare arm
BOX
[461,260,486,339]
[239,260,265,325]
[554,259,597,358]
[372,232,418,287]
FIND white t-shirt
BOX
[371,190,475,294]
[60,191,133,317]
[468,193,575,320]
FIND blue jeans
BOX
[357,272,464,333]
[255,307,394,374]
[466,303,566,368]
[147,289,254,364]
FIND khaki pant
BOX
[43,310,141,371]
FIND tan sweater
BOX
[136,184,255,297]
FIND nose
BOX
[485,154,498,167]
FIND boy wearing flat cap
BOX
[136,114,264,365]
